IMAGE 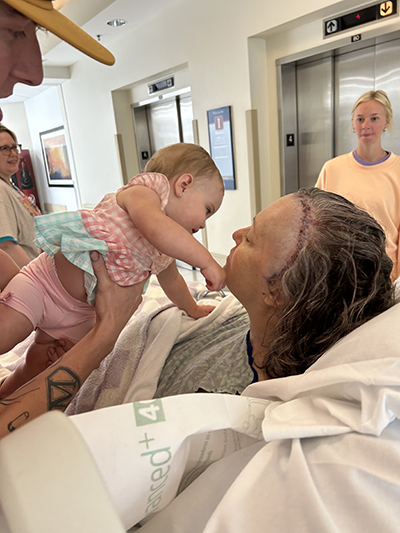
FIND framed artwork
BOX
[207,105,236,190]
[40,126,74,187]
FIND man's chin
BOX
[0,85,17,119]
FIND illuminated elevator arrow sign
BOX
[324,1,397,38]
[380,1,393,16]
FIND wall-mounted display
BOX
[207,105,236,190]
[40,126,74,187]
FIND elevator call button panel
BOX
[324,1,397,37]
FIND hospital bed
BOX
[1,279,400,532]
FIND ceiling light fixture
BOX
[107,19,127,27]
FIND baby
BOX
[0,143,226,397]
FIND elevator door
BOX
[279,31,400,193]
[132,91,194,172]
[131,91,201,267]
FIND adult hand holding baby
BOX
[90,250,145,344]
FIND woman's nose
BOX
[232,227,246,244]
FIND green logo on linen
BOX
[133,399,166,426]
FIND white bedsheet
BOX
[2,281,400,531]
[66,299,400,532]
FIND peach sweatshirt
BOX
[316,152,400,280]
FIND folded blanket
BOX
[66,292,244,415]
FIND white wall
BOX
[55,0,348,258]
[0,102,32,151]
[24,86,79,212]
[8,0,400,260]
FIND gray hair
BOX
[264,187,394,378]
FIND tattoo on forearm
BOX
[7,412,29,432]
[0,386,40,407]
[46,366,81,411]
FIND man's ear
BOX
[174,174,194,197]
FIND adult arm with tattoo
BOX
[0,252,145,439]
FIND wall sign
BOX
[207,106,236,190]
[324,1,397,38]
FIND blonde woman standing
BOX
[316,90,400,280]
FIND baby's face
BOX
[170,178,224,234]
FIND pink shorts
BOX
[0,253,96,344]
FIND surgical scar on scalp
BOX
[268,195,315,283]
[46,366,81,411]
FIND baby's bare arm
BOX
[117,186,219,270]
[157,263,215,318]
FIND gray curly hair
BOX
[263,187,394,378]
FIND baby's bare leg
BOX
[0,329,60,399]
[54,250,87,302]
[24,329,60,374]
[0,249,19,291]
[0,304,33,355]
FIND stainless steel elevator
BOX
[279,29,400,193]
[132,89,194,172]
[131,89,203,268]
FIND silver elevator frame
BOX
[131,88,204,267]
[131,88,194,173]
[278,28,400,194]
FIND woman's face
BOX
[352,100,388,146]
[224,194,302,310]
[0,132,19,180]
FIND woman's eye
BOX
[206,207,211,216]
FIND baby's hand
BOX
[200,263,226,291]
[186,303,216,319]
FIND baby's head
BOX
[145,143,224,234]
[145,142,222,184]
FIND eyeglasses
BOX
[0,144,22,156]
